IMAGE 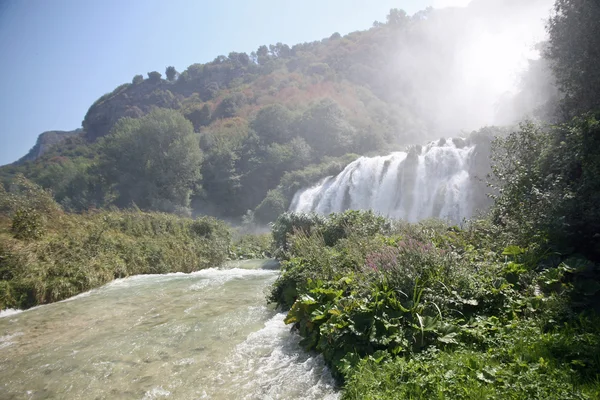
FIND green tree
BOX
[132,74,144,84]
[256,45,269,65]
[296,99,356,158]
[147,71,162,83]
[491,114,600,260]
[165,66,178,82]
[99,108,202,214]
[213,93,246,119]
[184,103,211,131]
[386,8,409,27]
[250,104,295,144]
[546,0,600,117]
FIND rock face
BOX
[15,129,82,164]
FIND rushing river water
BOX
[0,260,338,400]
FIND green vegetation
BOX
[546,0,600,117]
[98,108,203,215]
[269,207,600,398]
[0,175,233,310]
[265,3,600,396]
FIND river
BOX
[0,260,338,399]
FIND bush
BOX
[271,212,324,254]
[11,208,45,240]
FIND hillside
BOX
[0,2,552,222]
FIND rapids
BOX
[0,260,338,400]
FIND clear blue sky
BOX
[0,0,446,166]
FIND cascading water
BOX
[0,260,338,400]
[290,138,489,223]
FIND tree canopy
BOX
[546,0,600,116]
[99,108,202,215]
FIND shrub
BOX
[271,212,324,255]
[11,207,45,240]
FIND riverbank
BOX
[0,175,273,310]
[269,210,600,399]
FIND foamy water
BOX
[291,139,479,223]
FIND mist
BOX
[390,0,556,135]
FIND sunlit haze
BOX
[0,0,552,165]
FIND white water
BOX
[0,261,338,399]
[291,139,478,223]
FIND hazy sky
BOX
[0,0,472,166]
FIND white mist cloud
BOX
[433,0,473,8]
[390,0,555,135]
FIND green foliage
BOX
[11,208,45,240]
[98,108,203,214]
[254,189,288,223]
[271,212,325,255]
[132,74,144,84]
[183,103,211,131]
[269,210,600,396]
[165,66,177,82]
[229,232,273,260]
[386,8,409,27]
[213,92,246,119]
[147,71,162,83]
[344,341,598,399]
[0,174,62,217]
[491,115,600,263]
[296,99,356,157]
[546,0,600,117]
[250,104,295,144]
[0,207,232,310]
[321,210,391,246]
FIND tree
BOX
[491,115,600,261]
[99,108,202,214]
[132,74,144,85]
[147,71,162,83]
[228,52,250,67]
[184,103,211,131]
[165,66,178,82]
[250,104,295,144]
[197,134,242,216]
[546,0,600,117]
[296,99,356,158]
[213,93,246,119]
[386,8,409,27]
[257,45,269,65]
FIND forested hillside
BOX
[0,1,551,222]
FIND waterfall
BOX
[290,138,485,223]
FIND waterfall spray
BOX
[290,138,488,223]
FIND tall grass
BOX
[0,175,231,309]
